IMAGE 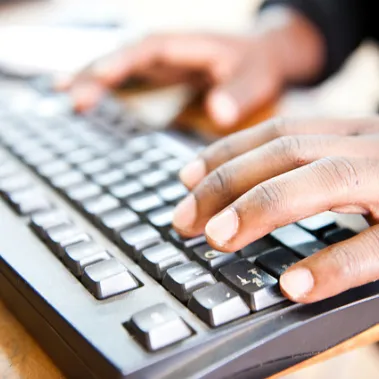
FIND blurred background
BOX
[2,0,379,119]
[0,0,379,378]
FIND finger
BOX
[202,156,379,252]
[279,225,379,303]
[70,81,106,112]
[179,117,379,188]
[67,33,229,111]
[173,136,379,238]
[205,58,281,128]
[130,65,209,87]
[74,33,232,90]
[66,64,194,111]
[54,73,75,91]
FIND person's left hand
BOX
[172,116,379,303]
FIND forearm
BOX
[259,0,368,83]
[253,6,326,85]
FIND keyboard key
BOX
[22,149,55,166]
[0,161,18,178]
[142,149,169,164]
[218,260,284,311]
[140,169,169,188]
[82,258,139,299]
[30,209,70,238]
[108,149,134,164]
[45,223,91,257]
[119,224,161,260]
[0,174,32,194]
[255,247,301,278]
[128,303,192,351]
[192,244,238,272]
[124,159,150,176]
[65,181,102,202]
[1,130,26,146]
[92,169,125,187]
[140,242,189,280]
[79,158,110,175]
[51,170,85,189]
[163,262,217,302]
[126,136,152,154]
[7,188,52,215]
[297,212,337,237]
[323,228,356,244]
[188,283,250,327]
[157,181,188,203]
[63,241,111,276]
[51,138,81,154]
[109,180,143,200]
[169,229,206,249]
[292,240,327,258]
[271,224,316,248]
[87,97,124,123]
[37,160,71,178]
[81,194,120,218]
[66,148,95,164]
[127,191,164,213]
[146,206,174,228]
[12,140,43,157]
[239,235,279,259]
[99,208,139,235]
[159,158,183,174]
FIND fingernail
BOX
[280,268,314,300]
[179,159,206,188]
[210,91,239,128]
[205,208,239,246]
[173,194,197,231]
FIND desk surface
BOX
[1,1,379,378]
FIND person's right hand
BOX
[58,7,325,129]
[173,116,379,303]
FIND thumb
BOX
[279,225,379,303]
[206,62,281,128]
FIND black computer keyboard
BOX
[0,75,378,379]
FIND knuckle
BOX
[270,135,308,166]
[328,228,379,282]
[329,245,360,279]
[269,117,288,138]
[251,180,285,213]
[368,226,379,245]
[200,166,234,201]
[361,228,379,263]
[311,156,360,189]
[201,137,236,168]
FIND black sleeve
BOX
[260,0,369,81]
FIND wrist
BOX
[253,6,326,84]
